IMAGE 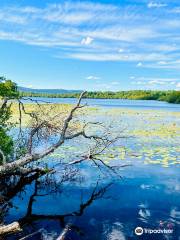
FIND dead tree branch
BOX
[0,92,87,177]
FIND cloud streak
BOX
[86,75,100,80]
[131,76,180,89]
[0,0,179,69]
[147,2,167,8]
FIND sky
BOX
[0,0,180,91]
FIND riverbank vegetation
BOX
[20,90,180,104]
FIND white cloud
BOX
[131,77,180,89]
[86,75,100,80]
[81,36,94,45]
[0,1,179,69]
[151,44,179,52]
[144,60,180,69]
[133,77,179,82]
[157,61,168,65]
[137,62,143,67]
[68,52,168,62]
[147,2,167,8]
[0,12,27,24]
[118,48,124,53]
[148,80,166,85]
[20,6,40,13]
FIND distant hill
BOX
[18,86,82,94]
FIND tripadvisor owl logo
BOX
[135,227,143,236]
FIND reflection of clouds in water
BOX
[138,203,148,208]
[108,229,126,240]
[165,181,180,194]
[141,184,151,189]
[42,231,57,240]
[103,222,126,240]
[138,203,151,223]
[138,209,151,221]
[170,207,180,220]
[140,184,159,190]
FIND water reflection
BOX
[1,166,113,239]
[1,104,180,239]
[0,160,179,240]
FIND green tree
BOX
[166,91,180,104]
[0,76,19,164]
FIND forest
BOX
[20,90,180,104]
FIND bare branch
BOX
[0,92,87,177]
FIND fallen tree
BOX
[0,78,128,237]
[0,89,125,178]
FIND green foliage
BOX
[0,76,19,164]
[0,127,13,164]
[165,91,180,104]
[20,90,180,104]
[0,76,19,98]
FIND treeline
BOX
[20,90,180,104]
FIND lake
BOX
[23,97,180,112]
[4,99,180,240]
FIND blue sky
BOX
[0,0,180,91]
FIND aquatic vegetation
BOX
[10,103,99,126]
[9,103,180,168]
[92,108,180,167]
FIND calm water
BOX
[5,160,180,240]
[24,97,180,112]
[4,99,180,240]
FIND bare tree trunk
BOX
[0,222,22,235]
[56,225,70,240]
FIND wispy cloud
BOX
[147,2,167,8]
[136,62,143,67]
[86,75,100,80]
[131,76,180,89]
[0,0,179,69]
[81,36,94,45]
[143,60,180,69]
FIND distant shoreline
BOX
[19,90,180,104]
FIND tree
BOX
[0,78,126,236]
[0,77,19,164]
[166,91,180,104]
